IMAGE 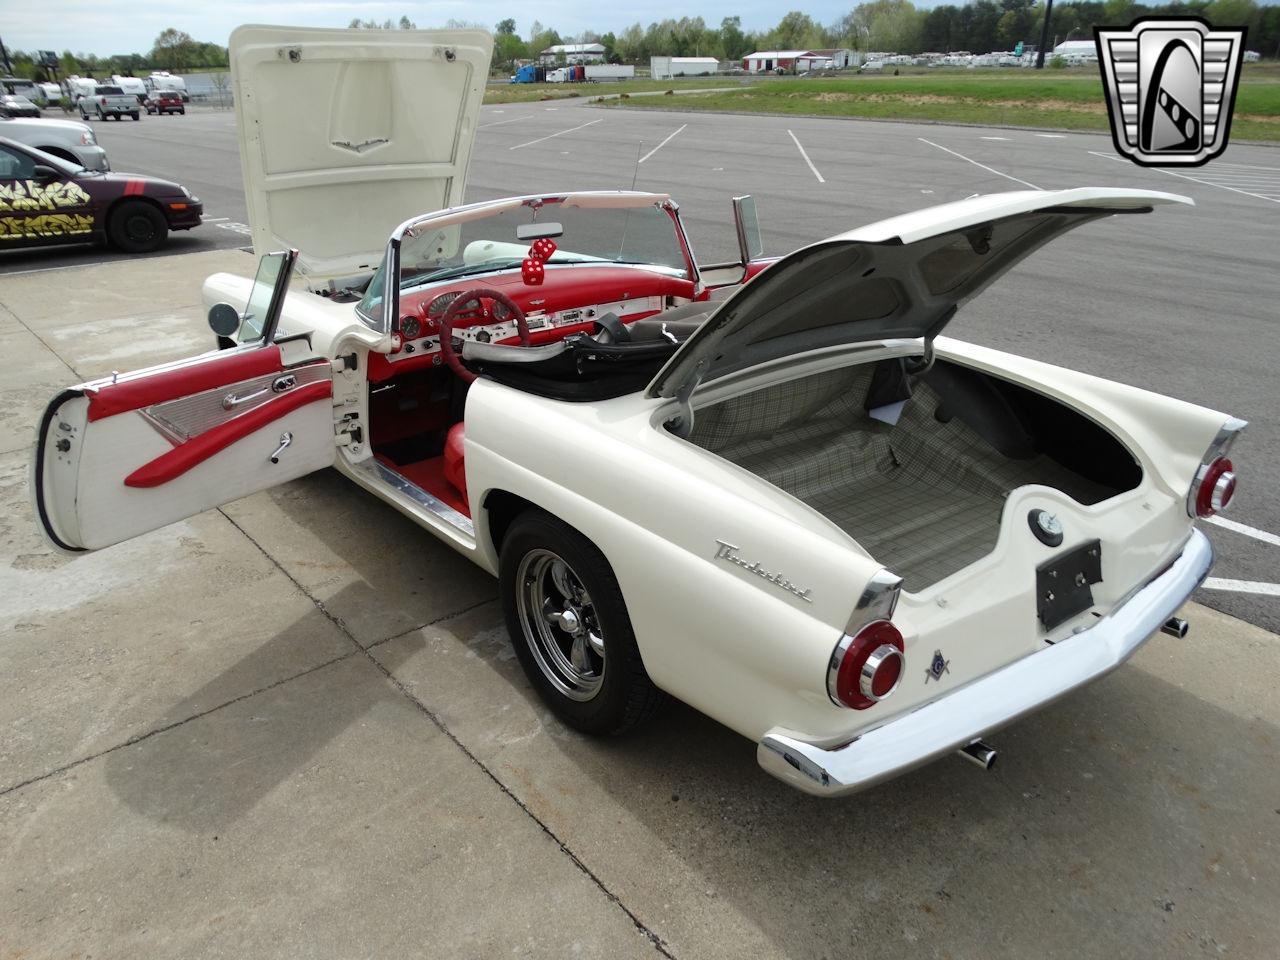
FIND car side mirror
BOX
[732,196,764,263]
[32,164,59,183]
[207,302,241,337]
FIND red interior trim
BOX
[124,379,331,488]
[88,346,284,422]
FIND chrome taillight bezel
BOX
[1186,417,1247,518]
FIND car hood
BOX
[0,117,91,136]
[648,187,1192,399]
[229,24,493,281]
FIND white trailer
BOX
[585,63,635,81]
[111,75,147,100]
[651,56,719,79]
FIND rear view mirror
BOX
[516,222,564,241]
[733,196,763,262]
[207,302,240,337]
[32,164,59,183]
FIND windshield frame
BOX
[355,191,698,334]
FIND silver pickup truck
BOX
[78,84,140,122]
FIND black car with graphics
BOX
[0,137,202,254]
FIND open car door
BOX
[33,251,335,552]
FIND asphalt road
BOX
[5,102,1277,631]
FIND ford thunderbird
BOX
[32,27,1245,796]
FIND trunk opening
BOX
[684,358,1142,591]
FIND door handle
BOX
[224,374,297,410]
[269,432,293,464]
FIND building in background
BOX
[538,43,607,65]
[806,48,860,69]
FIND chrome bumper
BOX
[758,528,1213,797]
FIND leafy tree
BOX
[151,28,196,71]
[496,18,517,36]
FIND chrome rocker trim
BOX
[758,528,1213,797]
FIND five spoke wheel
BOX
[517,550,606,701]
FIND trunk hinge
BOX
[664,357,709,440]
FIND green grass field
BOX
[593,66,1280,142]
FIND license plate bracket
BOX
[1036,539,1102,630]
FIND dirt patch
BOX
[801,90,1109,114]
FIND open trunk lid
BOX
[229,24,493,281]
[648,188,1191,399]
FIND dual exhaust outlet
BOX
[956,617,1190,772]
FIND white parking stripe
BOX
[981,136,1010,141]
[1087,150,1280,204]
[479,115,531,128]
[1205,515,1280,548]
[638,124,687,164]
[1203,578,1280,597]
[787,130,825,183]
[509,118,603,151]
[918,138,1040,189]
[1035,133,1066,138]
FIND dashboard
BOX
[367,265,701,383]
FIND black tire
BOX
[107,200,167,253]
[500,510,664,735]
[131,112,140,121]
[178,108,185,115]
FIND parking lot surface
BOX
[5,102,1277,631]
[1,105,1278,958]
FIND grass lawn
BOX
[597,66,1280,142]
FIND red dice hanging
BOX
[521,257,545,285]
[530,237,557,262]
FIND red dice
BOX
[521,257,545,285]
[530,237,557,262]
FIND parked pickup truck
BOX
[78,85,140,122]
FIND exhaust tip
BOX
[958,739,998,770]
[1161,616,1189,639]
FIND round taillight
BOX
[1196,457,1235,517]
[830,620,905,710]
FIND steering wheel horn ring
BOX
[437,287,531,384]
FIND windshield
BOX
[357,197,688,327]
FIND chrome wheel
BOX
[515,549,605,701]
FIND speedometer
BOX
[492,300,511,321]
[426,291,461,319]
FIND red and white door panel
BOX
[34,345,334,551]
[34,248,335,552]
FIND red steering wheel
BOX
[437,287,531,384]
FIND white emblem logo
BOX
[1095,17,1246,167]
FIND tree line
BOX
[6,3,1276,84]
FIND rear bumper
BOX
[758,528,1213,797]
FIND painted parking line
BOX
[638,124,687,164]
[509,118,603,151]
[981,136,1010,141]
[918,138,1040,189]
[1203,578,1280,597]
[787,130,825,184]
[1035,133,1067,138]
[479,115,531,128]
[1088,150,1280,204]
[1204,515,1280,548]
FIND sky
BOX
[4,0,1278,58]
[5,0,855,58]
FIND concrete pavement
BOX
[1,245,1279,958]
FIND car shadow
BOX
[103,584,428,833]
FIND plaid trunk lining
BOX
[691,365,1114,591]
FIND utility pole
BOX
[1035,0,1055,69]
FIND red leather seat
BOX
[444,422,467,503]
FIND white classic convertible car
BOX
[33,27,1246,796]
